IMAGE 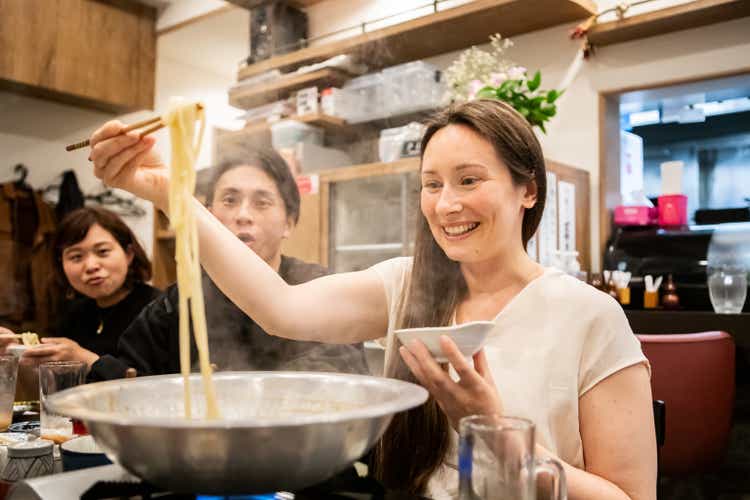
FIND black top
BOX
[57,282,160,357]
[89,256,369,381]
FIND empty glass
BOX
[0,355,19,431]
[458,415,566,500]
[39,361,85,440]
[708,266,747,314]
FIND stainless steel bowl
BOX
[46,371,427,494]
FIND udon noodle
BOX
[163,101,220,419]
[20,332,40,346]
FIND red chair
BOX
[637,331,735,477]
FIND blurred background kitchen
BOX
[0,0,749,498]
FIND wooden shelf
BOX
[587,0,750,47]
[238,0,596,80]
[317,157,420,182]
[229,68,351,109]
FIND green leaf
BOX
[476,86,497,99]
[530,96,544,107]
[499,80,514,93]
[517,107,529,117]
[527,70,541,92]
[541,104,557,117]
[546,89,559,103]
[538,121,547,134]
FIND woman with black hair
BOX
[1,206,158,366]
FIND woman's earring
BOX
[65,287,75,300]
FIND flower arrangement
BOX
[444,34,562,133]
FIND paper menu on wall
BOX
[537,172,557,266]
[558,181,576,252]
[620,131,644,203]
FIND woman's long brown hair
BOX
[371,99,547,494]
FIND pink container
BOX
[614,205,658,226]
[658,194,688,227]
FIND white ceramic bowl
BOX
[395,320,495,362]
[6,344,35,357]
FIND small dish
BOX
[6,344,39,357]
[395,321,495,363]
[60,435,112,471]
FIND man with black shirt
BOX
[88,147,368,380]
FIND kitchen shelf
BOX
[238,0,597,81]
[317,157,420,182]
[229,68,351,109]
[587,0,750,47]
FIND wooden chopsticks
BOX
[64,103,202,152]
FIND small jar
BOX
[644,290,659,309]
[618,287,631,306]
[1,440,54,482]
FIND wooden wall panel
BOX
[0,0,155,113]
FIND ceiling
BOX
[157,6,250,78]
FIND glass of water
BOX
[0,355,19,431]
[39,361,85,441]
[708,266,748,314]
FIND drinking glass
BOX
[0,355,19,431]
[458,415,566,500]
[39,361,85,440]
[708,265,747,314]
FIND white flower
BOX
[489,72,508,86]
[508,66,526,80]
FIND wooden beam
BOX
[588,0,750,47]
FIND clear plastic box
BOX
[340,73,386,123]
[270,120,324,150]
[378,122,426,163]
[381,61,444,115]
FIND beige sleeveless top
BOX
[371,257,649,499]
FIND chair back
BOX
[637,331,735,476]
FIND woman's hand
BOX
[399,335,503,429]
[0,327,19,355]
[22,338,99,368]
[90,120,168,210]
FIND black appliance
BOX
[604,223,750,312]
[248,3,308,64]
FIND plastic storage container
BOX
[340,73,386,123]
[270,120,324,150]
[320,87,352,119]
[378,122,426,163]
[381,61,444,115]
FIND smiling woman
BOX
[0,207,160,369]
[89,99,656,500]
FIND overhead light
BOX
[693,97,750,116]
[678,106,705,123]
[628,109,660,127]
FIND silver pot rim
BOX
[46,371,428,429]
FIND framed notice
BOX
[537,172,557,266]
[558,181,576,252]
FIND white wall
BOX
[305,0,750,271]
[0,93,155,253]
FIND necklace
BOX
[96,319,103,335]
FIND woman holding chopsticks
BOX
[87,100,656,500]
